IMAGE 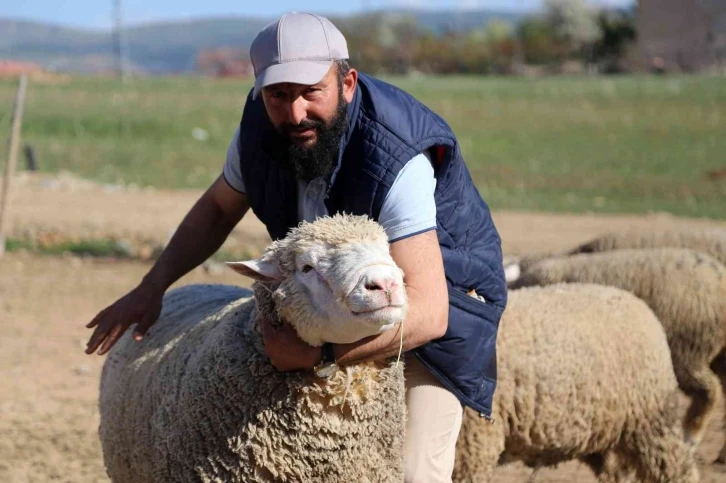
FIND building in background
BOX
[0,59,44,77]
[628,0,726,72]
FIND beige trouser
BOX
[403,354,464,483]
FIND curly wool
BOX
[263,214,391,277]
[510,247,726,455]
[454,283,699,483]
[98,282,406,483]
[567,228,726,264]
[514,227,726,275]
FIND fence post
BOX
[24,144,38,171]
[0,74,29,257]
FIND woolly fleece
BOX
[97,214,408,483]
[567,228,726,265]
[513,227,726,276]
[510,248,726,457]
[453,283,699,483]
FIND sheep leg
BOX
[710,349,726,464]
[622,394,700,483]
[526,466,542,483]
[580,452,634,483]
[627,434,699,483]
[676,364,723,450]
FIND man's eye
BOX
[301,265,314,273]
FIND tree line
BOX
[333,0,637,75]
[196,0,638,77]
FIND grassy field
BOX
[1,73,725,219]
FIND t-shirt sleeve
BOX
[378,150,437,243]
[222,126,246,193]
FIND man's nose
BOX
[287,96,307,126]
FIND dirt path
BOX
[5,171,726,259]
[1,172,725,482]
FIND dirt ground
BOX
[1,172,725,482]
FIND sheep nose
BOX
[347,266,406,311]
[364,277,397,293]
[359,265,400,293]
[361,267,400,301]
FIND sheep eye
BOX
[301,265,314,274]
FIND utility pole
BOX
[113,0,130,83]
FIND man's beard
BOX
[272,92,349,183]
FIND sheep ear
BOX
[226,258,284,283]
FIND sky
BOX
[1,0,635,30]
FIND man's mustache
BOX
[279,118,324,134]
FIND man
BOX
[85,12,507,483]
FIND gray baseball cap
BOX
[249,12,349,100]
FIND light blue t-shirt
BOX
[222,127,437,243]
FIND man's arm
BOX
[142,175,250,292]
[85,175,250,355]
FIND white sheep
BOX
[453,283,700,483]
[565,228,726,265]
[505,227,726,283]
[509,248,726,464]
[97,214,410,483]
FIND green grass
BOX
[4,237,132,258]
[3,235,255,261]
[1,73,725,219]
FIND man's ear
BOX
[343,67,357,103]
[226,256,284,284]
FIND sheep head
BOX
[227,214,408,346]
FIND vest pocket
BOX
[447,286,503,400]
[448,286,503,330]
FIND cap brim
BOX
[253,60,334,99]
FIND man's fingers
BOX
[260,318,276,342]
[86,324,113,354]
[85,334,105,355]
[97,322,129,356]
[85,306,110,329]
[85,334,107,355]
[132,311,156,341]
[85,321,114,354]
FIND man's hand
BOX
[85,281,164,355]
[261,318,321,371]
[83,175,250,357]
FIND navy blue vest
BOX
[236,73,507,417]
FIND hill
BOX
[0,9,524,74]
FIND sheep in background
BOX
[504,227,726,284]
[567,228,726,265]
[509,248,726,463]
[453,283,699,483]
[97,214,410,483]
